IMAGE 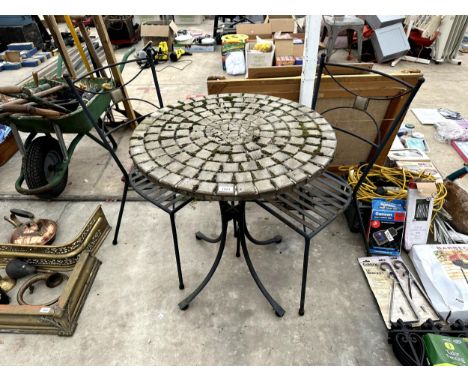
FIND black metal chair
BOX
[63,45,194,289]
[256,53,424,316]
[126,167,193,290]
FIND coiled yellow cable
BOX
[339,164,447,213]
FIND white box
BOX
[245,42,275,68]
[404,182,436,251]
[410,244,468,323]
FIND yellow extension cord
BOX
[339,164,447,213]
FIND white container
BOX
[245,42,275,68]
[174,15,205,25]
[404,182,435,251]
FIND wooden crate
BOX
[0,133,18,167]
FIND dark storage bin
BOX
[0,16,33,27]
[0,22,43,50]
[104,16,140,45]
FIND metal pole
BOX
[299,15,322,106]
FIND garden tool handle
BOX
[0,104,63,118]
[0,85,66,107]
[0,86,23,95]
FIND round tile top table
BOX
[129,94,337,317]
[130,94,336,201]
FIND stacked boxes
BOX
[0,42,51,69]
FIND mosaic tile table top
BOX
[130,94,336,201]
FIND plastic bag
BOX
[0,124,12,144]
[434,120,468,143]
[225,51,245,75]
[252,36,273,53]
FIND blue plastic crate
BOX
[7,42,34,51]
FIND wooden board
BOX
[43,15,77,78]
[247,63,375,79]
[92,16,137,128]
[207,71,423,169]
[248,66,302,79]
[77,21,108,78]
[208,76,301,101]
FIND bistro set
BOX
[66,52,422,317]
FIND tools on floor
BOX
[359,256,441,329]
[169,47,191,62]
[136,41,192,69]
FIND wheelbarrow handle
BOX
[0,85,23,95]
[0,104,63,118]
[119,47,136,72]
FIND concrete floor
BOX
[0,17,467,365]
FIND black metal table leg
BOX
[238,203,285,317]
[180,201,285,316]
[244,222,282,245]
[195,231,223,243]
[179,203,228,310]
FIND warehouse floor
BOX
[0,18,467,365]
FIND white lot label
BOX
[39,307,51,313]
[218,185,234,193]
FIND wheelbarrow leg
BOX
[9,123,26,156]
[53,123,69,161]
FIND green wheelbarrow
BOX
[0,48,135,199]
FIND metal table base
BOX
[178,201,285,317]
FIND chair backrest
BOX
[311,53,424,195]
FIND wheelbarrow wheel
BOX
[23,136,68,199]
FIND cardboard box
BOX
[275,56,295,66]
[404,181,437,251]
[423,334,468,366]
[395,160,443,183]
[245,42,275,68]
[367,198,406,256]
[236,23,272,39]
[4,51,21,62]
[270,18,295,33]
[387,148,430,162]
[141,20,178,47]
[273,33,305,56]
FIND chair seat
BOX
[324,16,364,27]
[129,167,192,214]
[256,171,352,239]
